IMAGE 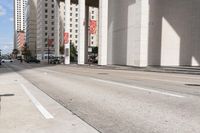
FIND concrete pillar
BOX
[85,6,89,63]
[78,0,86,64]
[55,0,60,57]
[64,0,70,64]
[139,0,150,67]
[98,0,108,65]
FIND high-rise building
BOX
[25,0,37,57]
[36,0,60,60]
[59,3,99,49]
[14,0,28,51]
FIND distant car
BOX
[17,56,22,60]
[1,58,13,63]
[50,57,60,64]
[26,57,40,63]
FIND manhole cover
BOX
[185,84,200,87]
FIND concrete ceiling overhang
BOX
[59,0,99,7]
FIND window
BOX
[45,3,48,7]
[45,9,48,13]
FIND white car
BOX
[1,59,13,63]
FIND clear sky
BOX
[0,0,13,54]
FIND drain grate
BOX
[98,73,109,75]
[185,84,200,87]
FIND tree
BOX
[70,43,77,62]
[60,45,64,55]
[22,43,31,59]
[12,49,19,58]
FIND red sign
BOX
[48,39,54,47]
[89,20,97,34]
[64,32,69,44]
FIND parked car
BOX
[26,57,40,63]
[50,57,60,64]
[1,58,13,63]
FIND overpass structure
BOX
[60,0,200,67]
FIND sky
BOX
[0,0,14,54]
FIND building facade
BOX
[25,0,37,57]
[59,2,99,49]
[36,0,60,60]
[61,0,200,67]
[14,0,28,51]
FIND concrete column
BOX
[139,0,150,67]
[55,0,60,57]
[98,0,108,65]
[64,0,70,64]
[78,0,86,64]
[85,6,89,63]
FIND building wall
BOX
[108,0,148,67]
[148,0,200,66]
[14,0,28,50]
[88,7,99,47]
[59,3,99,48]
[25,0,37,57]
[108,0,200,67]
[36,0,59,60]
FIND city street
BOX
[1,61,200,133]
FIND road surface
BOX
[3,62,200,133]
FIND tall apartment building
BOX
[25,0,37,57]
[14,0,28,51]
[59,2,99,49]
[36,0,60,60]
[88,7,99,47]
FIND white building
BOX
[14,0,28,50]
[61,0,200,67]
[36,0,60,60]
[59,2,98,48]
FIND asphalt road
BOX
[4,62,200,133]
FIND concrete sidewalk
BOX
[60,64,200,75]
[0,67,99,133]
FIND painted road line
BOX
[20,83,54,119]
[91,78,185,98]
